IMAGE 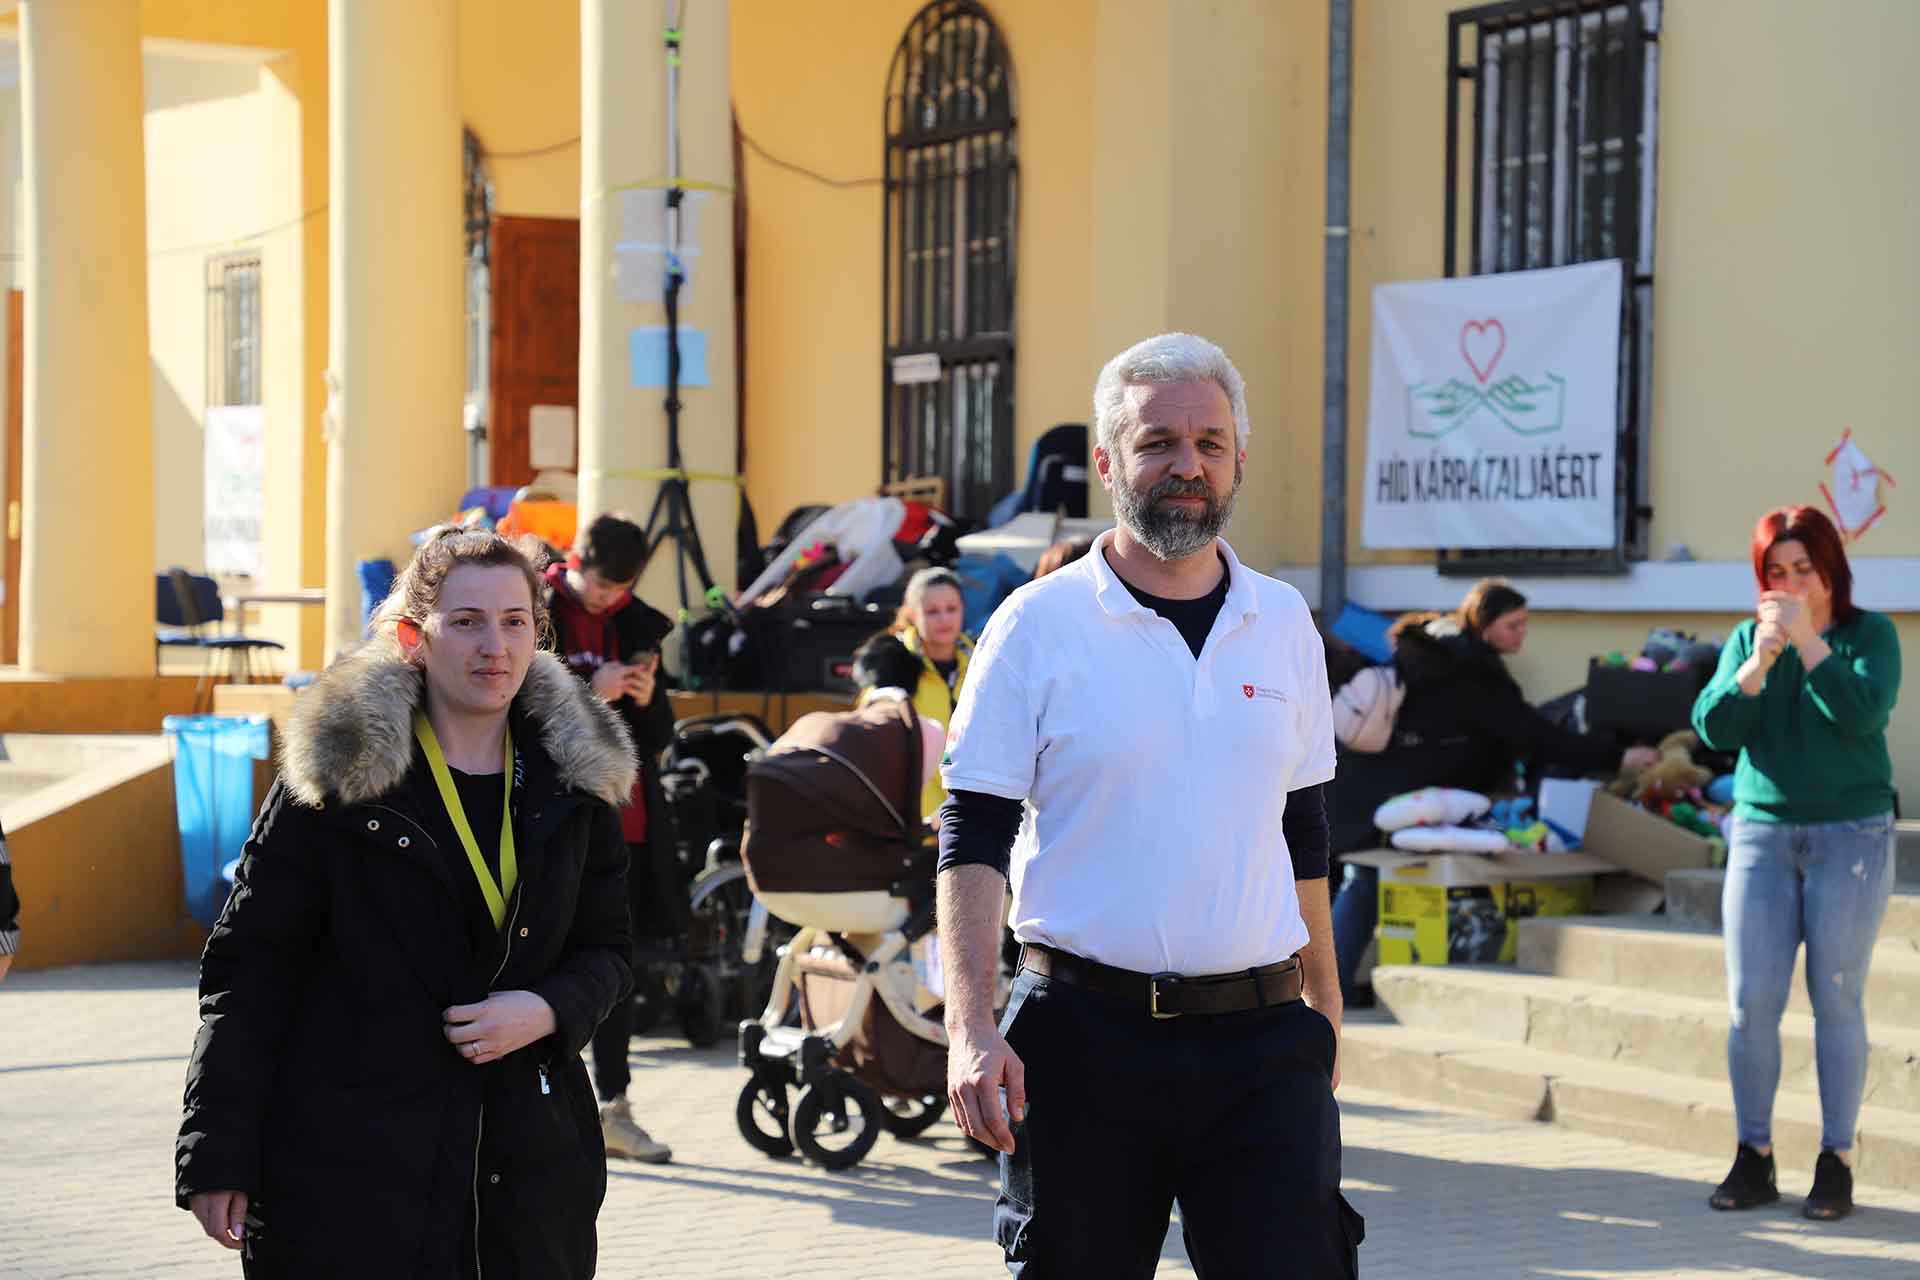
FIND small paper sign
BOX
[891,353,941,385]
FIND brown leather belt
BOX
[1021,943,1304,1019]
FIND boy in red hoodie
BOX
[543,514,676,1163]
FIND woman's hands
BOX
[188,1189,248,1250]
[443,990,558,1065]
[1751,594,1835,687]
[1757,591,1818,650]
[1736,620,1787,696]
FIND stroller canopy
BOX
[740,696,929,896]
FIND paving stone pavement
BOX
[4,962,1918,1278]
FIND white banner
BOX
[1361,260,1622,550]
[205,405,265,580]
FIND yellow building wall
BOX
[1345,0,1918,802]
[1163,0,1326,565]
[459,0,581,219]
[140,0,332,668]
[143,53,272,576]
[732,0,1099,535]
[1347,0,1919,566]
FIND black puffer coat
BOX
[175,646,637,1279]
[1328,617,1620,853]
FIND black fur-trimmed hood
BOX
[279,645,637,810]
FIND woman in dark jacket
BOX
[176,529,636,1278]
[1327,580,1652,1002]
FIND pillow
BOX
[1373,787,1492,833]
[1389,825,1512,854]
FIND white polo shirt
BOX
[940,530,1337,976]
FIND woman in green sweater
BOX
[1693,505,1901,1222]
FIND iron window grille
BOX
[882,0,1018,522]
[205,251,262,409]
[463,129,494,434]
[1440,0,1660,575]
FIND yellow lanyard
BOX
[414,712,517,931]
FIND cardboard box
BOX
[1347,850,1610,966]
[1579,791,1718,885]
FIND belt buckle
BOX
[1149,972,1182,1020]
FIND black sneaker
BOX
[1709,1144,1780,1211]
[1803,1149,1854,1221]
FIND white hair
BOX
[1092,332,1250,456]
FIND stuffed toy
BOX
[1634,731,1714,807]
[1609,728,1708,800]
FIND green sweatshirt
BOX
[1692,610,1901,824]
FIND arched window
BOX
[883,1,1017,521]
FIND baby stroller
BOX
[734,695,952,1170]
[638,712,789,1047]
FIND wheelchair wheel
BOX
[735,1077,795,1159]
[878,1093,948,1139]
[789,1076,882,1171]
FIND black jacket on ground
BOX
[1328,618,1620,854]
[175,647,637,1279]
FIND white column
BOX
[17,0,155,675]
[324,0,465,657]
[580,0,738,614]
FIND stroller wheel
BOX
[735,1077,795,1159]
[877,1093,948,1139]
[789,1076,883,1171]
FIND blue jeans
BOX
[1723,812,1897,1152]
[1332,863,1380,1004]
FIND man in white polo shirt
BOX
[937,332,1362,1277]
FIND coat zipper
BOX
[473,885,525,1278]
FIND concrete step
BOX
[1516,914,1920,1029]
[1370,964,1920,1114]
[1341,1016,1920,1193]
[1900,820,1920,884]
[1668,867,1920,944]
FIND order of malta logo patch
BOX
[1242,684,1287,703]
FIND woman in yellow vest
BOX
[891,567,974,822]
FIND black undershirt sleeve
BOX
[936,789,1024,878]
[1282,783,1330,881]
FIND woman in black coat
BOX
[176,529,637,1278]
[1326,580,1654,1002]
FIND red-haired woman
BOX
[1693,506,1902,1221]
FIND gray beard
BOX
[1112,462,1242,562]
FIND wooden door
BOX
[488,216,580,490]
[3,290,21,664]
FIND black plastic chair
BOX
[164,568,286,702]
[155,574,206,667]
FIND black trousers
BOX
[996,966,1364,1278]
[590,995,632,1103]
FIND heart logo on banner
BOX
[1459,318,1506,385]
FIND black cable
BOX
[480,135,581,160]
[737,126,883,189]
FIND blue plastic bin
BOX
[164,715,271,929]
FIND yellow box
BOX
[1377,876,1593,966]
